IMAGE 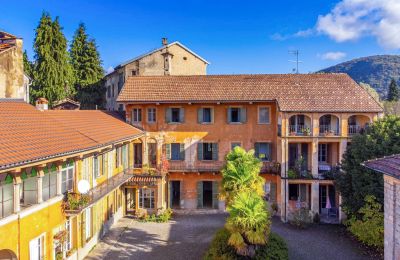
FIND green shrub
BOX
[289,207,312,228]
[346,195,383,249]
[204,228,288,260]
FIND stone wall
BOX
[384,175,400,260]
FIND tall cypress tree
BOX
[31,12,74,104]
[387,78,399,101]
[23,50,33,79]
[70,23,104,108]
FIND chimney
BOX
[162,38,168,46]
[35,97,48,111]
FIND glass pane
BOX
[42,174,50,201]
[50,172,57,198]
[23,177,37,205]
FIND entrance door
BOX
[126,188,136,214]
[203,181,213,208]
[171,181,180,208]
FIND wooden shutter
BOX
[270,183,277,203]
[212,181,219,209]
[300,184,307,202]
[227,108,231,123]
[197,181,203,208]
[165,144,171,160]
[240,107,247,123]
[165,108,171,123]
[197,143,203,160]
[179,108,185,123]
[179,143,185,160]
[212,143,218,161]
[197,108,203,123]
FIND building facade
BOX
[117,74,383,223]
[104,39,208,111]
[0,100,167,260]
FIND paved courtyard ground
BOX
[86,213,374,260]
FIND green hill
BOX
[319,55,400,98]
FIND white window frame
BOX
[85,207,92,240]
[30,233,45,260]
[132,108,142,123]
[61,164,74,194]
[139,188,155,209]
[147,107,156,123]
[318,144,328,163]
[258,106,271,124]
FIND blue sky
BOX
[1,0,399,74]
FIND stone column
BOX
[311,139,319,178]
[280,179,289,222]
[37,168,44,204]
[310,182,319,215]
[13,175,21,213]
[312,113,320,137]
[56,163,63,196]
[338,139,348,164]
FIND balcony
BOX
[319,114,340,136]
[63,169,132,216]
[260,161,281,174]
[168,161,224,173]
[319,125,339,136]
[348,125,363,135]
[288,125,311,136]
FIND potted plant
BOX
[289,130,297,136]
[287,169,297,179]
[302,127,311,136]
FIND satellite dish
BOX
[78,180,90,194]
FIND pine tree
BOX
[31,12,74,104]
[387,78,399,101]
[23,50,33,79]
[70,23,104,108]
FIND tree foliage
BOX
[23,50,33,79]
[31,12,74,105]
[336,115,400,216]
[387,78,399,101]
[70,23,104,109]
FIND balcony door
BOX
[134,143,143,168]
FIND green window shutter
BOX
[198,108,203,124]
[227,108,231,123]
[300,184,307,202]
[180,143,185,160]
[240,107,247,123]
[30,168,37,177]
[212,181,219,209]
[255,143,260,159]
[270,183,277,203]
[165,144,171,160]
[197,181,203,208]
[197,143,203,160]
[179,108,185,123]
[165,108,172,123]
[212,143,218,161]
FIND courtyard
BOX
[85,213,374,260]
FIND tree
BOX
[31,12,74,104]
[360,82,381,105]
[387,78,399,101]
[336,116,400,217]
[70,23,104,109]
[221,147,270,257]
[23,50,33,79]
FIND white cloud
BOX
[294,29,314,38]
[320,51,347,61]
[270,29,314,41]
[316,0,400,49]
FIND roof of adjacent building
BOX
[0,31,18,53]
[117,73,383,112]
[111,41,209,72]
[52,98,81,108]
[363,155,400,180]
[0,100,142,171]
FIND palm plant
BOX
[221,146,264,205]
[226,191,271,257]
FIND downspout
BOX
[18,214,21,260]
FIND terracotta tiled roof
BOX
[363,155,400,180]
[0,31,17,53]
[117,74,383,112]
[0,100,142,170]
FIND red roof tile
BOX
[117,74,383,112]
[364,155,400,180]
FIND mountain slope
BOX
[319,55,400,97]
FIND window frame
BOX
[199,107,213,124]
[139,188,155,209]
[229,107,241,123]
[61,163,74,194]
[171,108,181,123]
[318,143,328,163]
[255,142,272,161]
[231,142,241,150]
[258,106,271,124]
[132,108,142,123]
[147,107,157,123]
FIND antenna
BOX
[289,50,302,74]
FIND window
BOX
[255,142,271,161]
[65,220,72,252]
[166,143,185,160]
[42,166,57,201]
[148,143,157,168]
[228,107,246,123]
[94,156,100,178]
[139,188,155,209]
[198,143,218,161]
[21,170,37,205]
[166,107,184,123]
[0,176,13,219]
[198,107,213,124]
[318,144,328,163]
[147,108,156,123]
[29,234,45,260]
[84,208,91,240]
[134,143,143,168]
[131,70,137,76]
[61,162,74,194]
[107,86,111,98]
[258,107,270,124]
[289,184,299,200]
[116,147,122,167]
[231,142,241,150]
[132,108,142,123]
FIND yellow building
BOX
[0,99,167,260]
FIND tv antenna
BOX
[289,50,302,74]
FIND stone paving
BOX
[86,213,375,260]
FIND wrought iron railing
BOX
[348,125,362,135]
[168,161,224,172]
[319,125,339,136]
[288,125,311,136]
